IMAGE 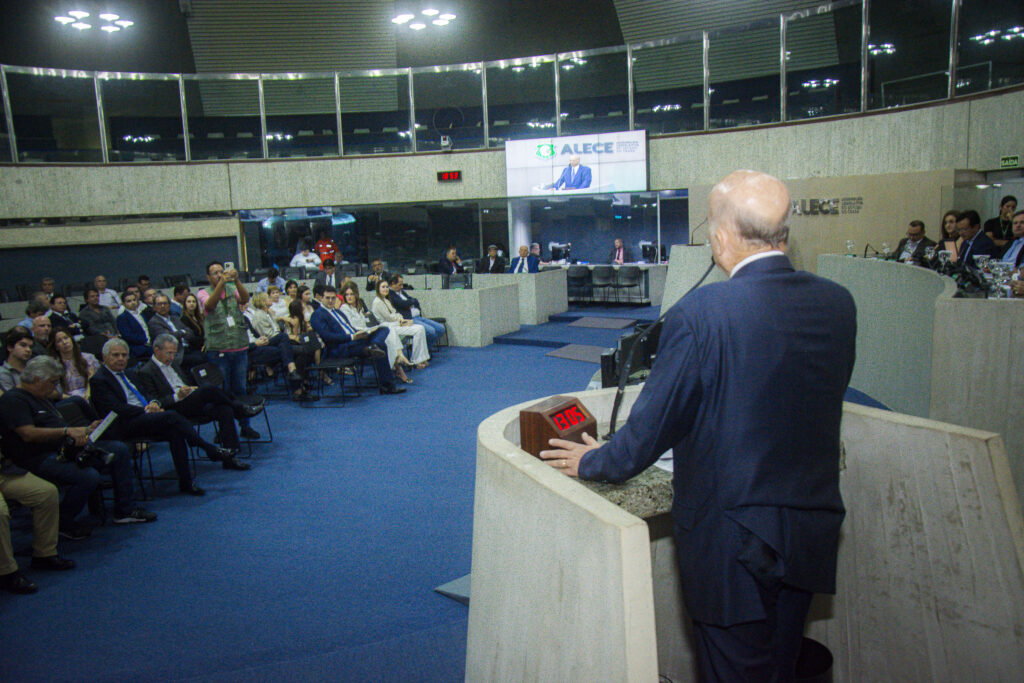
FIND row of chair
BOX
[566,265,644,304]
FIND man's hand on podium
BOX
[539,432,600,477]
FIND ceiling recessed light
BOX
[422,8,440,16]
[68,10,89,19]
[101,25,120,32]
[409,22,426,30]
[391,13,414,24]
[439,13,456,20]
[71,22,91,30]
[55,16,75,24]
[114,19,133,27]
[99,13,119,21]
[432,19,448,26]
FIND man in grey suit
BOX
[541,170,857,682]
[147,294,205,369]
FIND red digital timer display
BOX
[437,170,462,182]
[551,405,587,431]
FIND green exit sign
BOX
[1001,155,1020,169]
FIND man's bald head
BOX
[708,170,791,249]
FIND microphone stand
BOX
[605,261,715,439]
[864,244,880,258]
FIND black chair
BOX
[191,362,272,446]
[78,335,109,360]
[164,274,193,288]
[282,267,304,280]
[590,266,617,303]
[610,266,643,304]
[14,284,31,300]
[0,288,9,303]
[567,266,594,303]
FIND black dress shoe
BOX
[239,426,261,440]
[222,456,252,471]
[205,446,237,462]
[380,384,406,395]
[179,481,206,496]
[363,346,387,359]
[287,369,303,382]
[0,571,38,594]
[31,555,76,571]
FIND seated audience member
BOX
[387,275,445,345]
[340,282,412,383]
[957,210,999,267]
[29,315,53,358]
[939,209,962,261]
[139,288,158,321]
[257,267,286,293]
[170,284,190,316]
[1000,210,1024,268]
[476,245,507,274]
[17,294,51,329]
[314,230,340,266]
[889,220,935,265]
[366,259,391,292]
[47,294,83,337]
[0,465,68,594]
[49,329,99,399]
[180,293,206,353]
[93,275,121,310]
[297,285,316,321]
[315,260,342,290]
[280,298,321,397]
[40,277,57,299]
[290,244,322,269]
[137,275,152,291]
[0,356,156,537]
[508,245,539,274]
[530,243,547,263]
[608,237,631,264]
[79,288,118,337]
[984,195,1017,247]
[438,248,464,274]
[241,296,303,382]
[267,285,289,319]
[115,291,153,361]
[370,280,429,371]
[89,338,236,496]
[309,287,405,394]
[312,283,326,307]
[1,328,35,392]
[284,279,299,303]
[135,335,253,470]
[148,294,205,370]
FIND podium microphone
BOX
[864,243,881,258]
[605,260,715,440]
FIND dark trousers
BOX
[207,349,249,428]
[692,584,813,683]
[32,440,135,522]
[326,328,394,387]
[168,385,240,450]
[119,412,208,485]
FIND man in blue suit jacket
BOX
[956,209,999,267]
[309,287,404,394]
[507,245,539,274]
[115,291,152,361]
[551,155,591,190]
[542,170,857,682]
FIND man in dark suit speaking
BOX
[551,154,591,190]
[541,170,857,682]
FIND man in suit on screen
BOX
[541,169,857,682]
[551,154,592,190]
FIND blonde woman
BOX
[370,280,429,369]
[339,282,412,383]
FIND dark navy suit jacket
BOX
[310,306,357,358]
[116,311,152,359]
[578,254,856,626]
[959,230,999,266]
[507,255,539,273]
[553,164,592,190]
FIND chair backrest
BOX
[591,266,617,285]
[616,266,642,285]
[164,273,193,288]
[0,288,9,303]
[191,362,224,388]
[567,265,593,282]
[79,335,109,359]
[282,267,304,280]
[56,396,97,427]
[14,284,30,300]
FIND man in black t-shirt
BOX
[0,357,156,537]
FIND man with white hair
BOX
[541,170,857,682]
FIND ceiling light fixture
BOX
[71,22,91,30]
[439,13,455,20]
[101,25,120,32]
[432,19,448,26]
[422,9,440,16]
[68,10,89,19]
[54,16,75,24]
[99,13,119,21]
[409,22,426,30]
[391,13,414,24]
[114,19,133,27]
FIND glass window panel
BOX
[632,40,703,135]
[958,0,1024,94]
[0,78,10,163]
[413,68,483,152]
[485,57,556,148]
[184,78,261,160]
[869,3,952,108]
[6,72,101,162]
[101,78,184,162]
[785,8,860,121]
[263,76,338,158]
[338,73,411,156]
[558,50,629,136]
[709,25,780,130]
[363,203,480,269]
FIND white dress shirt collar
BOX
[730,250,786,278]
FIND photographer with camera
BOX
[0,357,156,539]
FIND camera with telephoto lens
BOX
[59,438,116,469]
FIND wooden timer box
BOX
[519,395,597,457]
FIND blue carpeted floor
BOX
[2,304,885,681]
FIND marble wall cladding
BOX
[0,163,231,219]
[931,298,1024,507]
[472,269,568,324]
[660,244,726,315]
[411,284,519,346]
[817,255,956,418]
[967,89,1024,171]
[0,217,239,249]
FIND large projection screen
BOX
[504,130,648,198]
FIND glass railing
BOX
[1,0,1021,164]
